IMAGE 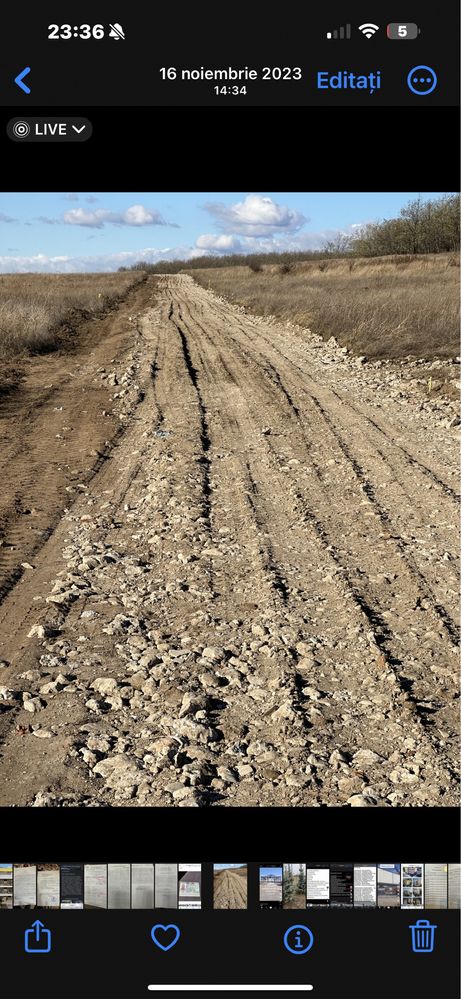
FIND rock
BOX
[46,591,78,606]
[40,675,68,695]
[0,687,17,700]
[302,686,322,700]
[93,754,140,788]
[329,749,349,762]
[85,698,101,713]
[139,652,161,669]
[352,749,382,766]
[140,679,158,697]
[91,677,118,695]
[148,737,178,756]
[27,624,46,639]
[103,614,139,636]
[390,767,418,784]
[216,767,238,783]
[87,735,112,753]
[347,794,374,806]
[179,692,207,718]
[271,702,296,722]
[172,787,194,800]
[31,791,57,806]
[23,696,44,713]
[32,729,54,738]
[236,763,254,777]
[296,641,313,657]
[202,646,221,661]
[106,694,123,710]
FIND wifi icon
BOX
[358,23,379,38]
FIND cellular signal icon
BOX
[326,24,351,39]
[109,23,125,40]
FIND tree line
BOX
[119,194,460,273]
[344,194,459,257]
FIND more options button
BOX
[7,117,92,142]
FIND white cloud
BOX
[0,245,206,274]
[61,204,171,228]
[195,233,242,252]
[194,226,357,256]
[203,195,307,236]
[0,224,362,274]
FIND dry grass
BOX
[0,272,145,359]
[189,253,460,360]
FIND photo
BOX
[424,864,448,910]
[0,191,458,809]
[283,863,306,909]
[213,864,247,910]
[178,864,201,910]
[448,864,461,909]
[13,863,37,908]
[84,864,108,910]
[0,863,13,909]
[37,863,60,908]
[259,865,283,905]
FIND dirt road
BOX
[0,275,458,807]
[213,868,247,909]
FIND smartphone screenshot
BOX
[0,3,459,995]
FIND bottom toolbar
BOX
[2,908,459,997]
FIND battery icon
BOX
[387,23,419,39]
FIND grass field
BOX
[0,271,145,359]
[189,253,460,360]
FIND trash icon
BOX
[409,919,437,953]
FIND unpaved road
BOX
[0,275,458,807]
[213,868,247,909]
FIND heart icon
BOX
[150,923,181,952]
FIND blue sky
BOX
[260,868,283,878]
[214,864,246,871]
[0,192,451,273]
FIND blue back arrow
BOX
[15,67,31,94]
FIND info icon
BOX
[283,924,314,955]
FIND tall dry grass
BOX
[0,272,145,358]
[190,253,460,359]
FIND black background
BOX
[4,805,461,860]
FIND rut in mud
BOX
[0,275,458,807]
